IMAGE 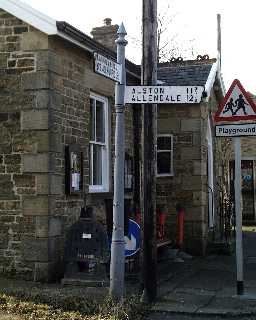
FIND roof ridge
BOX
[158,58,217,69]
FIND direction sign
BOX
[124,86,204,104]
[216,123,256,137]
[214,79,256,123]
[124,219,140,257]
[94,52,122,82]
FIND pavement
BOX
[152,227,256,317]
[1,228,256,318]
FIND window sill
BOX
[89,186,109,193]
[157,174,174,178]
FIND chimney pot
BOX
[104,18,112,26]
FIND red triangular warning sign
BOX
[214,79,256,123]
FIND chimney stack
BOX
[91,18,119,52]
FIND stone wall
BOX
[0,9,40,279]
[157,102,209,255]
[0,9,135,281]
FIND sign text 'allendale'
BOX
[124,86,204,104]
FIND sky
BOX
[21,0,256,94]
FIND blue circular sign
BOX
[124,219,141,257]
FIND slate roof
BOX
[158,60,216,87]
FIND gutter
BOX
[56,21,140,80]
[204,60,226,101]
[0,0,140,80]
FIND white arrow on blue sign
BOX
[124,219,141,257]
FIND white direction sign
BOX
[124,86,204,104]
[94,52,122,82]
[216,123,256,137]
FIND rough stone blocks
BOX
[21,110,48,130]
[23,196,49,216]
[22,153,49,173]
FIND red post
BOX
[176,205,184,249]
[157,207,167,240]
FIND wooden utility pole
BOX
[141,0,158,303]
[217,14,221,69]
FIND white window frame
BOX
[157,134,174,177]
[89,93,109,193]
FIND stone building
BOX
[0,0,226,281]
[156,58,225,255]
[0,0,139,281]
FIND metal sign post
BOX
[234,137,244,295]
[214,79,256,296]
[109,23,127,301]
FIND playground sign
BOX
[214,79,256,123]
[214,79,256,296]
[215,123,256,137]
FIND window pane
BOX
[157,152,171,174]
[96,100,105,143]
[93,144,102,185]
[90,99,95,141]
[157,136,171,150]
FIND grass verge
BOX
[0,291,148,320]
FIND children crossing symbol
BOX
[215,79,256,123]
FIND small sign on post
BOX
[214,79,256,296]
[94,52,122,82]
[124,219,140,257]
[216,123,256,137]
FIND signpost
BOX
[125,86,204,104]
[214,79,256,295]
[94,52,122,82]
[108,18,203,302]
[109,23,127,301]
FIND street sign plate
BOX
[214,79,256,123]
[94,52,122,82]
[215,123,256,137]
[124,219,140,257]
[124,86,204,104]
